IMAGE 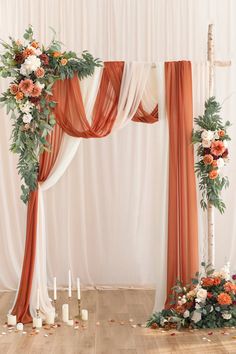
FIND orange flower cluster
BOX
[224,282,236,294]
[202,277,221,287]
[217,292,232,305]
[23,47,34,58]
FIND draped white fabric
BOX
[28,62,158,317]
[0,0,236,306]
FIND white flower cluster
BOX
[214,262,231,281]
[20,55,41,76]
[19,101,34,123]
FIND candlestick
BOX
[36,288,40,312]
[62,304,69,322]
[77,277,81,300]
[46,311,55,325]
[68,270,72,298]
[53,277,57,301]
[75,298,81,319]
[7,314,17,326]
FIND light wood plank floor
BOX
[1,290,236,353]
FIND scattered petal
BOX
[120,321,125,325]
[22,331,27,335]
[96,322,100,326]
[131,324,137,328]
[44,334,48,337]
[74,326,79,330]
[1,332,6,335]
[208,332,213,335]
[129,319,134,323]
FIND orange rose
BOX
[10,84,19,95]
[23,48,35,58]
[203,154,214,165]
[217,293,232,305]
[60,58,68,66]
[53,51,61,58]
[213,277,221,286]
[211,141,226,157]
[218,130,225,138]
[31,41,39,48]
[211,160,218,168]
[209,170,218,180]
[35,67,45,78]
[224,282,236,293]
[15,92,24,100]
[202,277,215,287]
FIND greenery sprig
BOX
[192,97,231,213]
[0,26,102,203]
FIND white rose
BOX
[202,139,211,148]
[20,55,41,75]
[191,310,202,323]
[22,113,33,123]
[196,288,207,302]
[222,312,232,320]
[201,130,215,141]
[195,303,201,309]
[217,158,225,169]
[19,101,33,114]
[183,310,190,318]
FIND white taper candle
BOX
[53,277,57,300]
[36,288,40,311]
[77,277,81,300]
[68,270,72,298]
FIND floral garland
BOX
[147,263,236,330]
[192,97,231,213]
[0,26,102,203]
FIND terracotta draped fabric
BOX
[52,61,158,135]
[165,61,198,306]
[132,102,158,123]
[11,124,63,323]
[52,62,125,138]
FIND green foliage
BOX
[192,97,231,214]
[0,26,102,203]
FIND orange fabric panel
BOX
[12,123,63,323]
[165,61,198,306]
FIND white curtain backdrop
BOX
[0,1,236,309]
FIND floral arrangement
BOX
[192,97,231,213]
[147,262,236,330]
[0,26,101,203]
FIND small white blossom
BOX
[183,310,190,318]
[36,82,45,90]
[22,113,33,123]
[217,158,225,169]
[19,101,34,114]
[222,312,232,320]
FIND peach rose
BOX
[202,277,215,287]
[19,79,34,94]
[218,130,225,138]
[31,41,39,49]
[224,282,236,293]
[217,293,232,305]
[60,58,68,66]
[15,92,24,100]
[23,47,35,58]
[209,170,218,180]
[211,160,218,168]
[35,67,45,78]
[53,51,61,58]
[31,85,42,97]
[10,84,19,95]
[203,154,214,165]
[211,141,226,156]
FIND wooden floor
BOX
[1,290,236,354]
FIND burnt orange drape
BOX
[12,124,63,323]
[52,61,158,135]
[165,61,198,306]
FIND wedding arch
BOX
[0,27,198,324]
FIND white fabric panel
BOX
[0,0,236,297]
[29,62,159,317]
